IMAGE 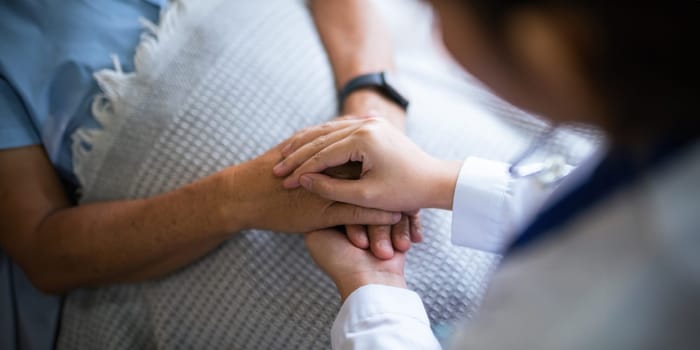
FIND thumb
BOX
[304,229,346,270]
[324,202,401,227]
[304,229,338,255]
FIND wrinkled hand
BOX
[305,228,407,302]
[232,145,401,233]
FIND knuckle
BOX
[297,128,316,141]
[354,122,382,139]
[312,135,327,147]
[363,116,380,124]
[297,127,311,137]
[312,178,330,195]
[353,127,371,139]
[351,206,364,222]
[374,225,390,235]
[364,117,384,127]
[285,140,296,151]
[357,187,375,203]
[313,149,333,168]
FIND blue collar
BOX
[507,138,692,256]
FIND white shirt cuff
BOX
[451,157,513,253]
[331,284,440,350]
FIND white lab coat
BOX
[331,142,700,350]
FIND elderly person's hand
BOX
[304,228,407,302]
[232,144,402,233]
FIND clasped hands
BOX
[271,116,460,299]
[276,116,426,257]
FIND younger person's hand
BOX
[273,118,462,212]
[305,228,407,302]
[320,156,423,259]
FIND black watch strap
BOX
[338,72,410,112]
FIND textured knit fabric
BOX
[57,0,593,348]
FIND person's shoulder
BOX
[644,141,700,248]
[453,158,700,349]
[647,141,700,195]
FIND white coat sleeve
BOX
[331,285,441,350]
[451,157,552,253]
[330,157,556,350]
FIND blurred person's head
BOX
[430,0,698,149]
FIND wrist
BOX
[342,89,406,130]
[422,159,463,210]
[336,271,407,302]
[212,160,261,233]
[164,165,248,237]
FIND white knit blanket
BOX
[58,0,594,348]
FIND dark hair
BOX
[464,1,699,144]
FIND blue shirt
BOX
[0,1,163,349]
[0,0,163,186]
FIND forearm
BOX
[310,0,406,127]
[19,167,244,294]
[310,0,394,88]
[4,143,397,294]
[111,236,225,283]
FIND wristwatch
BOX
[338,72,410,112]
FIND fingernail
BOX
[414,228,423,242]
[300,175,313,189]
[378,240,392,250]
[357,233,367,242]
[358,235,369,247]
